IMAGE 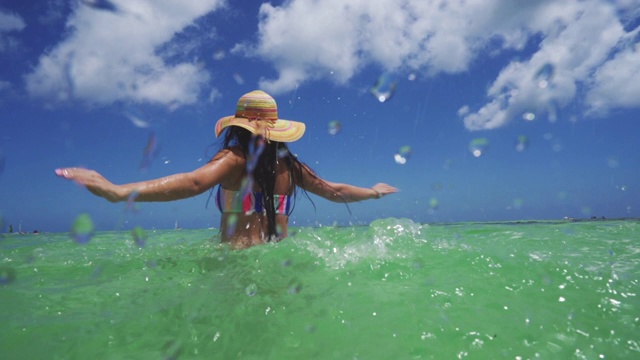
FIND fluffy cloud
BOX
[461,1,639,130]
[24,0,224,107]
[242,0,639,129]
[586,44,640,115]
[0,9,26,52]
[0,10,25,32]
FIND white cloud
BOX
[242,0,639,129]
[586,43,640,115]
[0,10,25,32]
[0,80,11,91]
[24,0,224,107]
[0,9,26,52]
[242,0,572,94]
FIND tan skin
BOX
[56,145,398,248]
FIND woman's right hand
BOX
[55,168,124,203]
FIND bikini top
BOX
[215,185,293,216]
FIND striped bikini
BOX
[215,185,293,216]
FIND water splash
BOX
[71,213,95,244]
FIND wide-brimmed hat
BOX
[215,90,306,142]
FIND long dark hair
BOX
[219,126,314,241]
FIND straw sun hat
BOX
[215,90,306,142]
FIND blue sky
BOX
[1,0,639,233]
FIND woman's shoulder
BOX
[210,146,245,165]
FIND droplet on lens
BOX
[245,283,258,296]
[515,135,529,152]
[0,266,17,285]
[468,138,489,158]
[534,63,555,88]
[71,213,95,244]
[131,226,147,247]
[394,145,412,164]
[371,73,397,103]
[328,120,342,135]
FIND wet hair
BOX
[219,126,317,241]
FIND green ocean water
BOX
[1,218,638,359]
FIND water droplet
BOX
[468,138,489,157]
[0,266,17,285]
[305,325,316,333]
[225,214,238,237]
[124,105,150,128]
[131,226,147,247]
[288,280,303,294]
[607,157,619,169]
[534,63,555,88]
[288,284,302,294]
[522,112,536,121]
[245,283,257,297]
[162,339,183,360]
[140,132,159,171]
[277,148,289,159]
[512,198,524,209]
[328,120,342,135]
[371,73,397,103]
[515,135,529,152]
[281,259,292,267]
[394,145,412,165]
[429,198,439,209]
[71,213,94,244]
[407,73,417,81]
[125,190,140,212]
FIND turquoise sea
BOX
[1,218,638,359]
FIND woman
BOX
[56,90,397,248]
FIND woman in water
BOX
[56,90,397,248]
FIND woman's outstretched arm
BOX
[55,149,243,203]
[297,164,397,203]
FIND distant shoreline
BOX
[3,217,639,235]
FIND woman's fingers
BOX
[372,183,398,197]
[55,168,121,202]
